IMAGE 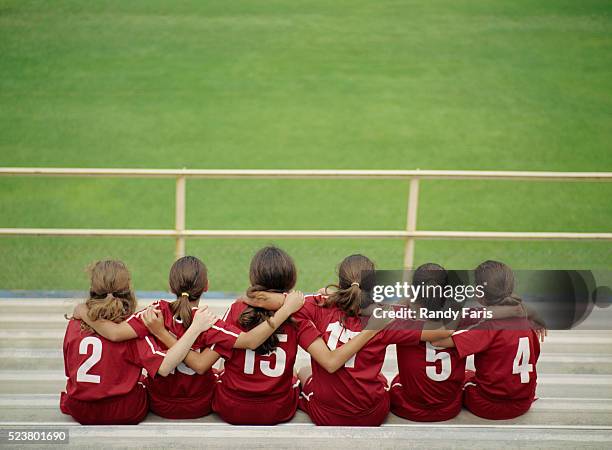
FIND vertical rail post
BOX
[403,177,420,270]
[175,175,186,260]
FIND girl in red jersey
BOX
[389,263,530,422]
[287,254,454,426]
[61,260,217,425]
[146,246,380,425]
[73,256,304,420]
[432,260,541,420]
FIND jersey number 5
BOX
[425,342,452,381]
[76,336,102,383]
[512,337,533,383]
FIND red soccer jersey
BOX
[452,317,540,401]
[393,306,486,410]
[126,300,241,403]
[216,300,321,401]
[301,295,422,415]
[63,319,164,402]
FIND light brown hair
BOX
[325,254,376,320]
[81,260,137,333]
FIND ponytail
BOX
[170,292,195,328]
[239,247,296,355]
[324,255,375,323]
[76,260,136,333]
[168,257,208,329]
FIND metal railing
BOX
[1,167,612,268]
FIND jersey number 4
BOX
[512,337,534,383]
[76,336,102,383]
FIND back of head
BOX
[169,256,208,329]
[475,260,520,306]
[240,246,297,355]
[326,254,376,319]
[84,260,137,332]
[413,262,448,312]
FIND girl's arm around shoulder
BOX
[157,308,217,377]
[233,290,305,350]
[142,306,221,375]
[73,303,137,342]
[306,329,379,374]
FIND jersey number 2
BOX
[512,337,533,383]
[76,336,102,383]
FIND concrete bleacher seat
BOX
[0,297,611,448]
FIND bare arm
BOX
[73,303,137,342]
[431,336,456,348]
[143,307,221,375]
[420,328,454,342]
[306,330,378,373]
[233,291,305,350]
[158,308,216,377]
[153,327,221,375]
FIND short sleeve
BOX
[452,327,494,358]
[200,319,241,359]
[379,319,423,346]
[126,311,148,339]
[292,308,322,350]
[132,335,165,378]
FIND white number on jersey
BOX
[425,342,452,381]
[76,336,102,383]
[325,322,360,368]
[243,334,287,378]
[512,337,533,383]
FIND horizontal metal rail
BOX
[1,167,612,181]
[1,168,611,267]
[0,228,611,240]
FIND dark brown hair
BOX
[325,254,375,320]
[239,246,297,355]
[475,260,521,306]
[81,260,137,333]
[413,262,448,312]
[169,256,208,329]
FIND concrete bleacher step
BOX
[1,395,612,427]
[1,422,610,449]
[1,297,611,449]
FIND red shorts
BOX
[463,370,535,420]
[213,376,300,425]
[60,383,148,425]
[298,376,390,426]
[389,374,462,422]
[145,370,218,419]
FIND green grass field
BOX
[1,0,611,292]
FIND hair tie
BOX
[351,282,360,288]
[181,292,190,298]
